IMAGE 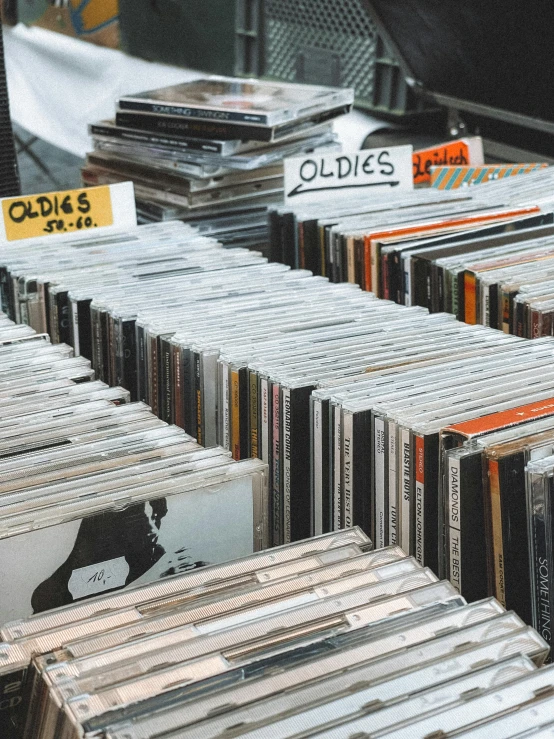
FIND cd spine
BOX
[447,454,462,593]
[488,458,506,606]
[342,410,353,531]
[271,381,282,546]
[118,99,270,125]
[90,122,228,153]
[528,466,553,650]
[116,112,273,143]
[388,420,398,546]
[400,427,412,554]
[414,434,425,566]
[333,403,342,531]
[374,415,386,549]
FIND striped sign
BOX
[430,163,548,190]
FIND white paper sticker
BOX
[284,145,414,205]
[68,556,130,599]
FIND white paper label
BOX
[284,146,414,205]
[68,557,129,599]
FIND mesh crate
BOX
[236,0,425,117]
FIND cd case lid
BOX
[118,76,354,127]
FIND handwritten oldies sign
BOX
[284,146,414,205]
[413,137,484,186]
[0,182,136,243]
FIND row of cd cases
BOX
[1,526,554,739]
[0,310,270,636]
[7,210,554,651]
[267,164,554,340]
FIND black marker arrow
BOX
[287,181,401,198]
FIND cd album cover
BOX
[0,477,255,623]
[119,76,354,126]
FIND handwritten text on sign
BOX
[413,137,484,186]
[284,145,414,205]
[1,185,115,242]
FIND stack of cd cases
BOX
[84,76,351,240]
[0,307,269,638]
[1,529,553,739]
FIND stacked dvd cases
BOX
[0,531,552,739]
[0,309,269,639]
[268,165,554,339]
[84,76,351,247]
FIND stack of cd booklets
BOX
[84,76,351,243]
[1,529,553,739]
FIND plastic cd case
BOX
[118,76,354,127]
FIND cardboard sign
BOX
[284,146,414,205]
[0,182,136,243]
[413,137,484,186]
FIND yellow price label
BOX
[1,186,114,242]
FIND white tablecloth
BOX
[4,23,385,159]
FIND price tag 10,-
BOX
[0,182,137,242]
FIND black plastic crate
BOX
[118,0,424,119]
[236,0,425,118]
